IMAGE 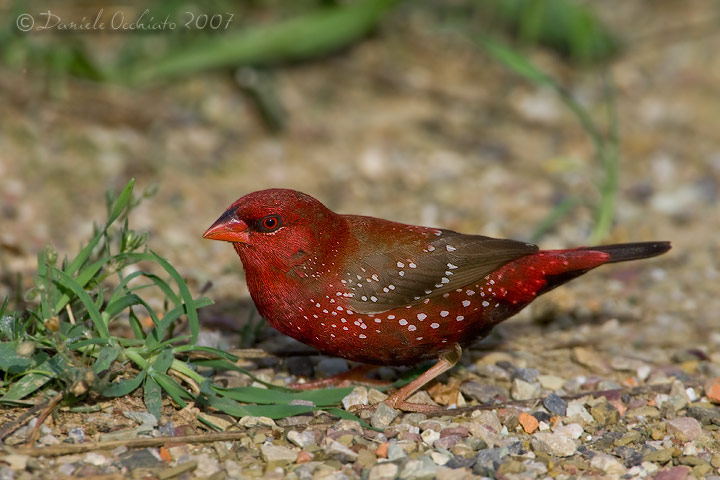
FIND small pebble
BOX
[371,402,400,429]
[518,412,539,433]
[342,386,368,410]
[368,463,398,480]
[543,393,568,416]
[704,377,720,403]
[666,416,703,441]
[537,374,565,391]
[532,432,577,457]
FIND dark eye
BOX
[260,214,282,232]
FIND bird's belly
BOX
[263,278,528,366]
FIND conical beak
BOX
[203,210,250,243]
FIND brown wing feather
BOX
[342,229,538,314]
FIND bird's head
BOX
[203,189,344,271]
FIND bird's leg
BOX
[384,344,462,413]
[289,364,390,390]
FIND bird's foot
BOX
[289,364,390,391]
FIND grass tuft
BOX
[0,180,369,430]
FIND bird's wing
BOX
[341,229,538,314]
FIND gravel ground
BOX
[1,2,720,479]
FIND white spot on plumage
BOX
[430,323,440,329]
[399,319,408,326]
[331,334,335,338]
[416,337,423,340]
[389,285,395,290]
[441,277,449,284]
[370,296,378,302]
[443,293,449,298]
[417,313,427,321]
[315,303,321,307]
[466,290,475,296]
[427,245,435,251]
[462,300,471,307]
[375,318,381,323]
[409,262,417,268]
[399,271,405,277]
[343,326,349,330]
[341,318,347,323]
[372,274,379,281]
[357,275,362,280]
[456,315,464,321]
[397,261,404,268]
[482,301,490,307]
[408,325,417,331]
[446,245,456,252]
[440,311,449,317]
[323,309,328,313]
[447,263,458,269]
[387,315,395,319]
[359,334,366,339]
[425,289,432,294]
[383,287,389,293]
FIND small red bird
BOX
[204,189,670,411]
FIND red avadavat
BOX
[204,189,670,411]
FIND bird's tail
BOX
[574,241,671,264]
[530,241,671,298]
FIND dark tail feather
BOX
[577,241,671,264]
[537,241,670,296]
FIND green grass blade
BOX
[214,386,352,406]
[148,250,200,345]
[1,354,68,401]
[324,407,374,430]
[173,345,239,362]
[530,197,579,243]
[480,37,552,86]
[191,358,293,391]
[109,268,181,306]
[205,394,317,419]
[105,179,135,228]
[144,375,163,419]
[54,256,109,314]
[53,269,109,339]
[102,370,146,397]
[152,371,193,406]
[92,345,121,374]
[131,0,400,84]
[151,348,175,374]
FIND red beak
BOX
[203,211,250,243]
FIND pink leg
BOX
[290,364,390,390]
[384,344,461,413]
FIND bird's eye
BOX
[260,214,282,232]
